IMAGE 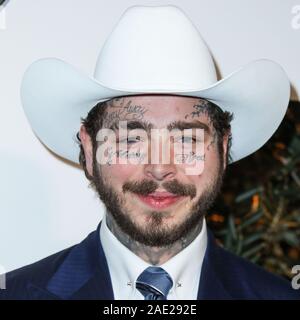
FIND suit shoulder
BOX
[216,245,300,299]
[0,245,74,300]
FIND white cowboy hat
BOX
[21,5,290,164]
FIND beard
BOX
[92,161,225,247]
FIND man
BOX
[1,5,299,300]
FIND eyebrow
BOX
[167,120,210,134]
[108,119,210,134]
[109,120,153,132]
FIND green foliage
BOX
[208,101,300,279]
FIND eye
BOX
[119,135,142,144]
[175,136,198,143]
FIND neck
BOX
[105,213,203,265]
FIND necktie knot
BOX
[135,266,173,300]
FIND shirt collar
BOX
[160,218,207,298]
[100,212,207,299]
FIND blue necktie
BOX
[135,266,173,300]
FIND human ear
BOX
[79,125,93,177]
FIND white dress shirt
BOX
[100,212,207,300]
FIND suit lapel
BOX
[28,221,114,300]
[197,230,232,300]
[27,283,61,300]
[28,221,232,300]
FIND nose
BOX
[144,163,177,181]
[143,131,178,181]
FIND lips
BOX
[148,191,178,197]
[136,191,184,209]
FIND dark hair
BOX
[76,97,233,183]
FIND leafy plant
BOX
[208,101,300,279]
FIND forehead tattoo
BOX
[105,97,212,129]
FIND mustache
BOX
[122,178,197,199]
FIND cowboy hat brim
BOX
[20,58,290,164]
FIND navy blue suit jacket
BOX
[0,222,299,300]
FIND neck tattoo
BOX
[105,212,203,265]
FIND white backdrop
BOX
[0,0,299,272]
